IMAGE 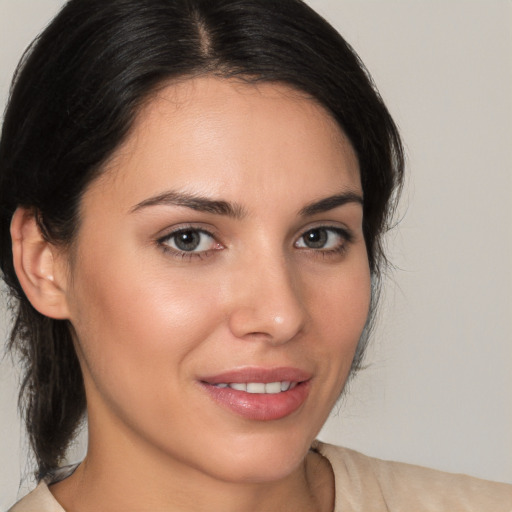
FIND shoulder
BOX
[8,482,64,512]
[313,441,512,512]
[8,465,76,512]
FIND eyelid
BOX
[156,223,224,259]
[294,224,354,253]
[296,222,354,241]
[155,222,219,240]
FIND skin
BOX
[21,77,371,511]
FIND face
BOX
[62,77,370,484]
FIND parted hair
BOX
[0,0,403,479]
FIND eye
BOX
[160,228,218,253]
[295,227,349,251]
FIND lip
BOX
[201,366,312,384]
[199,366,312,421]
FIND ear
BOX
[10,207,70,319]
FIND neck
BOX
[50,416,334,512]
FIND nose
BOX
[226,253,308,345]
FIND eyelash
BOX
[157,225,353,261]
[157,226,221,261]
[295,226,353,258]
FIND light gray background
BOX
[1,0,511,507]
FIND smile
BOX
[199,368,311,421]
[212,381,298,393]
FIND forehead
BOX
[88,76,361,212]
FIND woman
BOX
[1,0,510,510]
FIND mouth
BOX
[210,381,298,393]
[199,367,311,421]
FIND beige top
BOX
[9,442,512,512]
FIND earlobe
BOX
[10,208,70,319]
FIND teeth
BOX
[265,382,282,394]
[281,381,291,392]
[213,381,297,394]
[247,382,266,393]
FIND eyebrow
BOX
[299,191,363,216]
[131,189,363,218]
[130,190,247,219]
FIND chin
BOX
[213,453,306,484]
[194,430,315,484]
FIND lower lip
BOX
[201,381,311,421]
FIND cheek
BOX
[67,245,223,401]
[303,252,371,387]
[308,257,371,342]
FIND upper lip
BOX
[200,366,312,384]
